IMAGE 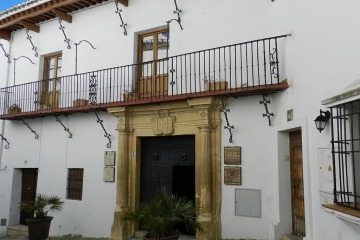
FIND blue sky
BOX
[0,0,27,12]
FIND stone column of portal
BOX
[197,125,213,239]
[109,110,131,240]
[188,97,218,239]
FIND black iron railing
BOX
[0,35,288,116]
[330,99,360,211]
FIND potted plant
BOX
[123,189,204,240]
[8,104,21,114]
[20,193,64,240]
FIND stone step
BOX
[6,225,28,237]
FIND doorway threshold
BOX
[6,225,28,237]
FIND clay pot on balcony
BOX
[205,81,228,91]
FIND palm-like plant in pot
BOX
[20,193,64,240]
[123,189,204,240]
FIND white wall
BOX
[0,112,118,237]
[0,0,360,239]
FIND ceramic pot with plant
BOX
[20,193,64,240]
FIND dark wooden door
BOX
[289,131,305,236]
[140,135,195,203]
[20,169,38,225]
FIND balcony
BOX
[0,35,289,120]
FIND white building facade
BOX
[0,0,359,240]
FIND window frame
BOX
[137,28,169,77]
[330,99,360,211]
[42,53,62,92]
[66,168,84,201]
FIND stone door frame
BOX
[108,97,223,240]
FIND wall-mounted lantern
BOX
[314,110,331,133]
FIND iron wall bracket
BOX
[166,0,183,30]
[220,96,234,143]
[13,56,35,85]
[74,40,96,74]
[260,94,274,126]
[57,19,71,49]
[55,115,72,138]
[95,111,111,148]
[21,119,39,139]
[114,0,128,35]
[25,29,38,57]
[0,41,10,63]
[0,133,9,149]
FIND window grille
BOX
[67,168,84,200]
[330,99,360,210]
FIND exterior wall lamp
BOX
[314,110,331,133]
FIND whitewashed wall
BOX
[0,0,360,239]
[0,112,118,237]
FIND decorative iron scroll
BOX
[260,94,274,126]
[21,119,39,139]
[0,133,9,149]
[166,0,183,30]
[89,74,98,105]
[169,68,176,94]
[220,96,234,143]
[33,91,39,105]
[0,41,10,63]
[95,111,111,148]
[269,48,278,79]
[55,115,72,138]
[58,19,71,49]
[25,29,38,57]
[114,0,128,35]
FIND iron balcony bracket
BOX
[166,0,183,30]
[114,0,128,36]
[57,19,71,49]
[220,96,234,143]
[21,119,39,139]
[0,41,10,63]
[260,94,274,126]
[95,111,111,148]
[25,29,38,57]
[55,115,73,138]
[0,133,10,149]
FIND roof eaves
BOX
[0,0,50,20]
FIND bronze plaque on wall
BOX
[224,166,241,185]
[224,146,241,165]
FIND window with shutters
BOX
[67,168,84,200]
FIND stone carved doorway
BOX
[108,97,223,240]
